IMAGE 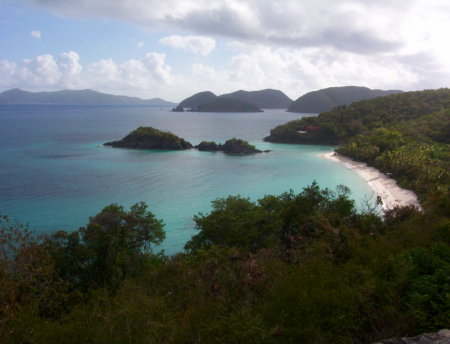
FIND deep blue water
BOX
[0,105,374,253]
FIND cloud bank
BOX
[0,51,176,98]
[2,0,449,99]
[2,44,446,101]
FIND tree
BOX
[79,202,165,289]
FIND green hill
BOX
[194,98,263,112]
[287,86,402,113]
[220,89,293,109]
[178,91,218,109]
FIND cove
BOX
[0,105,375,253]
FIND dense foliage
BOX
[267,89,450,144]
[196,138,263,154]
[1,182,449,344]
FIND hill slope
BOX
[178,91,218,109]
[194,98,263,112]
[220,89,293,109]
[0,89,175,106]
[288,86,402,113]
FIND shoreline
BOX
[320,152,421,211]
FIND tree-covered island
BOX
[104,126,193,150]
[196,138,265,154]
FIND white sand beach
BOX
[320,152,421,211]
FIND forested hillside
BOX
[266,89,450,211]
[287,86,402,113]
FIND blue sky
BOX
[1,0,449,102]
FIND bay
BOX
[0,105,374,253]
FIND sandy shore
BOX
[320,152,421,211]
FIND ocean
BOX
[0,105,374,253]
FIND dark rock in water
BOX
[221,138,262,154]
[104,127,192,150]
[195,141,221,151]
[172,105,184,112]
[374,329,450,344]
[195,138,263,154]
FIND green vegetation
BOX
[196,138,263,154]
[1,182,449,344]
[195,140,221,151]
[266,89,450,212]
[104,126,193,150]
[267,89,450,145]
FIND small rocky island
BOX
[196,138,265,154]
[104,127,193,150]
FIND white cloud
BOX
[159,35,216,56]
[137,41,144,48]
[0,51,175,98]
[30,30,41,39]
[0,45,448,101]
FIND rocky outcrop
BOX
[195,138,265,154]
[374,329,450,344]
[195,141,221,151]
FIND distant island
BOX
[196,138,264,154]
[287,86,402,113]
[177,91,218,109]
[220,89,292,109]
[104,127,193,150]
[194,98,263,112]
[0,89,176,106]
[174,89,292,112]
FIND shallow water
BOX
[0,105,374,253]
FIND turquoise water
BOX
[0,105,374,253]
